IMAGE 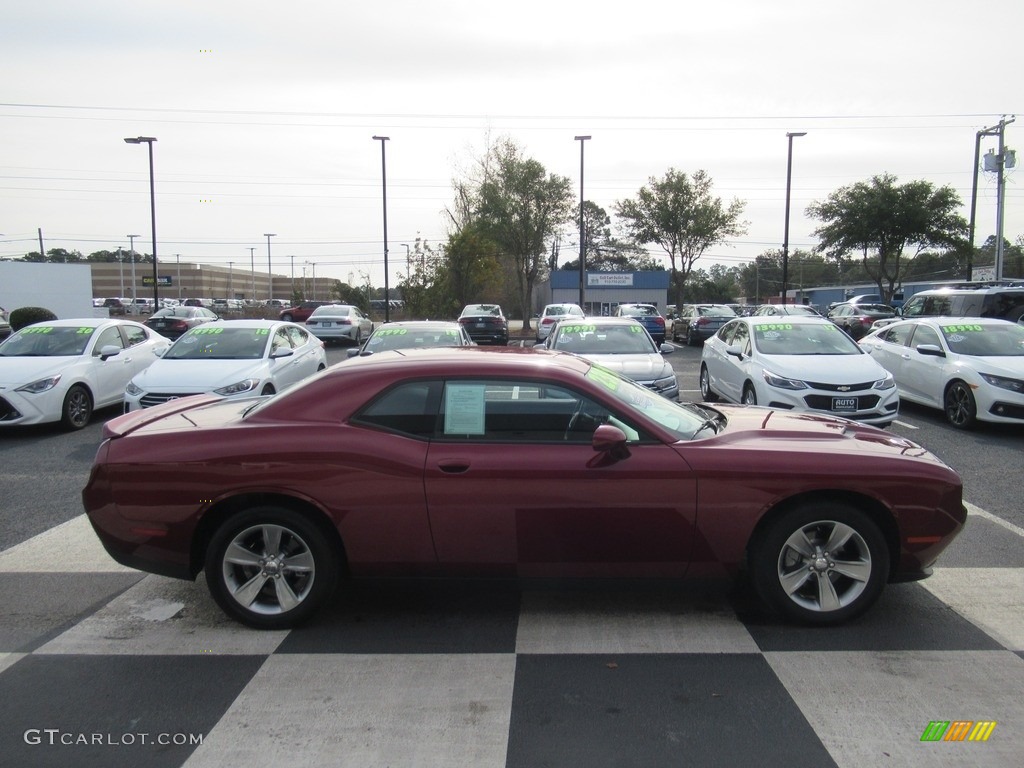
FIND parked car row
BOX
[0,317,328,430]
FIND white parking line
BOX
[891,419,919,429]
[967,501,1024,539]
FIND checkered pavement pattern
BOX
[0,507,1022,768]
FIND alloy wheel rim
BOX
[222,524,315,615]
[776,520,872,613]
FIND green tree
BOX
[806,174,968,301]
[458,138,575,330]
[615,169,747,308]
[437,227,503,313]
[561,201,661,272]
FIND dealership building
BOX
[541,270,670,316]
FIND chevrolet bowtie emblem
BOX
[837,386,851,392]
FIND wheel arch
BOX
[190,492,347,578]
[745,489,901,579]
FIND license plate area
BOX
[832,397,857,411]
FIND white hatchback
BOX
[0,318,170,429]
[700,316,898,427]
[124,320,326,411]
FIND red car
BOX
[82,347,965,629]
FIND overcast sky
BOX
[1,0,1020,292]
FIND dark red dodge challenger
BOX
[82,347,966,629]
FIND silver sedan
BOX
[305,304,374,345]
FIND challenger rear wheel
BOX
[205,506,339,629]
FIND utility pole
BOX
[970,116,1016,281]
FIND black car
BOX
[143,306,221,340]
[671,304,737,346]
[457,304,508,345]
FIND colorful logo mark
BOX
[920,721,997,742]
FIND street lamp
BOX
[372,135,391,323]
[263,233,276,301]
[574,135,591,310]
[248,247,256,301]
[124,137,159,307]
[781,131,806,306]
[127,234,140,303]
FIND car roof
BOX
[745,315,834,326]
[555,316,639,327]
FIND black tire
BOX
[280,313,293,322]
[317,364,326,371]
[742,383,757,406]
[944,380,977,430]
[61,384,93,430]
[205,506,339,629]
[699,364,718,402]
[687,328,698,347]
[261,384,276,396]
[750,502,889,625]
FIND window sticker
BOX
[444,383,486,435]
[561,324,597,334]
[22,327,55,334]
[941,324,983,334]
[586,365,621,392]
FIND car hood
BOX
[700,404,952,466]
[0,356,80,387]
[131,358,268,390]
[954,355,1024,376]
[581,353,672,380]
[757,354,886,383]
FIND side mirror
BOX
[269,348,294,359]
[659,343,675,355]
[915,344,946,358]
[592,423,630,460]
[726,344,744,359]
[98,345,122,360]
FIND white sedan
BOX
[860,318,1024,429]
[699,315,898,428]
[124,320,327,411]
[0,318,170,429]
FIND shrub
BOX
[9,306,58,331]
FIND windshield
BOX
[752,322,861,355]
[698,305,736,317]
[584,364,709,440]
[165,327,269,360]
[940,323,1024,356]
[619,305,659,317]
[0,325,95,357]
[365,327,465,351]
[553,323,656,354]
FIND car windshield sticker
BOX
[21,327,56,334]
[444,383,486,435]
[586,365,621,392]
[561,324,597,335]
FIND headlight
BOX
[125,381,143,397]
[15,375,61,394]
[875,373,896,390]
[213,378,260,396]
[762,369,808,390]
[653,374,677,391]
[979,373,1024,393]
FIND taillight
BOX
[172,320,188,330]
[654,317,666,328]
[542,317,555,326]
[696,317,710,327]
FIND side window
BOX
[354,381,441,438]
[731,322,750,354]
[93,327,125,356]
[437,380,619,444]
[286,326,310,347]
[901,297,924,317]
[882,324,914,347]
[272,329,293,353]
[716,322,737,345]
[123,325,148,347]
[910,325,941,349]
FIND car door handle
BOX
[437,461,471,474]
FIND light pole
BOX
[289,255,295,301]
[228,261,234,299]
[127,234,140,303]
[781,131,806,306]
[248,247,256,301]
[574,135,591,311]
[372,135,391,323]
[124,137,159,307]
[117,247,124,298]
[263,233,276,301]
[176,254,182,300]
